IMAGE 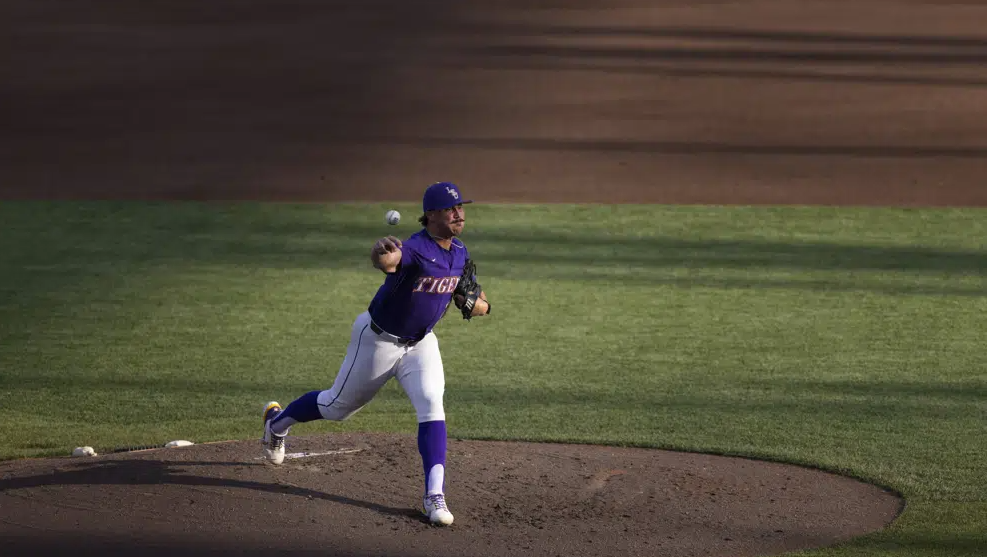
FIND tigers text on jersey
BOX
[368,229,471,341]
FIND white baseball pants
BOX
[316,312,446,423]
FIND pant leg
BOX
[316,312,405,421]
[396,332,448,495]
[394,331,446,423]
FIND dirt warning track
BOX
[2,0,986,205]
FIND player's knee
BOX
[417,408,445,423]
[318,401,363,422]
[414,394,445,423]
[317,389,372,422]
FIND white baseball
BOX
[72,446,97,457]
[385,210,401,226]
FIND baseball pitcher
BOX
[260,182,491,526]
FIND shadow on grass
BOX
[0,373,323,398]
[756,377,987,402]
[2,205,984,308]
[9,205,986,273]
[876,533,987,555]
[449,376,987,419]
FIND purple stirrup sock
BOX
[418,420,447,495]
[272,390,322,428]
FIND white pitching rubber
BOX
[72,446,97,457]
[165,440,194,448]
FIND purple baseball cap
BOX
[423,182,473,212]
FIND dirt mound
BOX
[0,433,901,557]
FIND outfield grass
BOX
[0,201,984,556]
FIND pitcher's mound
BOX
[0,433,901,557]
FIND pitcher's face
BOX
[431,204,465,237]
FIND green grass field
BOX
[1,201,984,556]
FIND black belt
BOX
[370,321,420,346]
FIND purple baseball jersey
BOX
[368,229,471,341]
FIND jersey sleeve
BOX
[398,240,419,272]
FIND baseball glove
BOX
[453,258,481,320]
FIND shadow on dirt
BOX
[2,534,415,557]
[445,20,987,89]
[345,135,987,159]
[0,458,418,519]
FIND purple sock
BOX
[270,390,322,434]
[418,420,447,495]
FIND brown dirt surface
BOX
[7,0,983,554]
[2,0,986,205]
[0,434,902,557]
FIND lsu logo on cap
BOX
[423,182,474,212]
